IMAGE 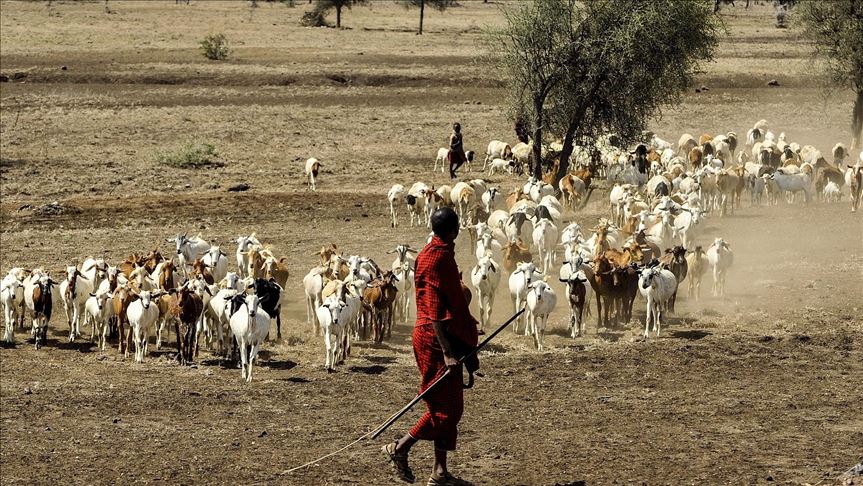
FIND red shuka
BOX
[409,235,478,451]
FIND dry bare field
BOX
[1,1,861,485]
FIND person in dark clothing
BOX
[448,123,467,179]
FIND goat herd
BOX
[3,120,862,382]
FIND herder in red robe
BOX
[382,207,479,486]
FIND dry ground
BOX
[1,1,862,485]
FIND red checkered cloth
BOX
[409,236,478,451]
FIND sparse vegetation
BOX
[157,141,224,168]
[300,8,329,27]
[199,33,230,61]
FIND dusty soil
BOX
[1,2,862,485]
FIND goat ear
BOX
[89,292,97,297]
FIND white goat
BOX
[388,184,405,228]
[823,181,841,203]
[706,238,734,297]
[235,233,262,279]
[1,272,25,343]
[170,233,211,279]
[229,293,271,383]
[126,290,162,363]
[470,255,500,332]
[59,265,94,342]
[202,245,229,284]
[305,157,323,191]
[526,281,557,351]
[316,300,350,372]
[84,289,114,351]
[638,266,677,338]
[508,262,543,334]
[532,219,559,274]
[303,267,326,335]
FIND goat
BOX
[526,280,556,351]
[60,264,93,342]
[228,293,270,382]
[559,257,591,338]
[387,184,405,228]
[847,163,863,212]
[362,271,399,343]
[685,246,708,301]
[706,238,734,297]
[638,265,677,338]
[202,245,229,284]
[316,300,350,372]
[508,262,542,334]
[470,255,500,332]
[126,289,163,363]
[483,140,513,170]
[532,219,558,274]
[169,233,211,279]
[305,157,323,191]
[658,246,688,313]
[84,289,114,351]
[235,233,262,279]
[1,271,27,343]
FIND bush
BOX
[157,141,224,168]
[300,9,329,27]
[199,33,230,61]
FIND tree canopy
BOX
[795,0,863,150]
[484,0,721,181]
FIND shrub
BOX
[300,9,329,27]
[157,141,224,168]
[199,33,230,61]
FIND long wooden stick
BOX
[369,308,525,440]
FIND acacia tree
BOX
[796,0,863,150]
[402,0,457,35]
[315,0,367,28]
[485,0,720,182]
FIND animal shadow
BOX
[261,359,298,371]
[54,340,96,353]
[671,329,712,340]
[596,331,624,343]
[348,365,387,375]
[284,376,311,383]
[364,355,396,364]
[0,341,17,349]
[553,481,587,486]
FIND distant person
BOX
[448,122,467,179]
[382,207,479,486]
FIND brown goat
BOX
[659,245,688,313]
[502,239,532,272]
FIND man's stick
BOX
[369,308,525,440]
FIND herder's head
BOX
[431,207,459,243]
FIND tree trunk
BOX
[336,5,342,28]
[552,130,576,191]
[418,0,425,35]
[852,89,863,151]
[532,98,544,180]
